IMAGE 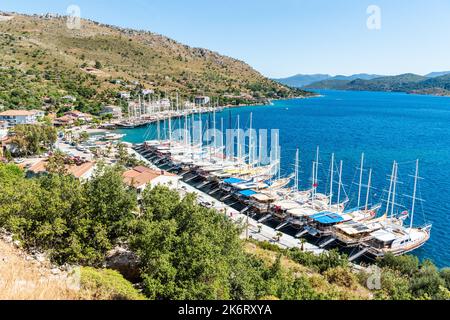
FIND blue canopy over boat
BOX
[310,212,344,225]
[223,177,245,185]
[239,190,258,197]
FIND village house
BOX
[53,115,75,127]
[62,95,77,102]
[118,92,131,99]
[194,96,210,106]
[27,159,96,181]
[122,166,180,193]
[101,105,123,119]
[0,110,42,128]
[64,110,93,122]
[141,89,154,96]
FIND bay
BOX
[117,90,450,268]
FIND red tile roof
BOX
[28,160,95,179]
[122,166,176,188]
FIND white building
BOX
[101,105,123,119]
[0,110,41,127]
[141,89,154,96]
[0,121,8,139]
[194,96,210,106]
[118,92,131,99]
[123,166,180,193]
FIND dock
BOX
[129,144,324,255]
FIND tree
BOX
[440,268,450,290]
[10,124,57,156]
[131,187,260,300]
[79,131,90,143]
[410,260,445,299]
[45,150,70,175]
[83,164,137,240]
[95,61,102,69]
[0,163,137,265]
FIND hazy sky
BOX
[2,0,450,78]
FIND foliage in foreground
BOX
[0,163,136,265]
[1,162,449,300]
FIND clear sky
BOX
[2,0,450,78]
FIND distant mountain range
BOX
[274,73,385,87]
[275,71,450,96]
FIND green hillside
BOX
[304,73,450,96]
[0,13,312,115]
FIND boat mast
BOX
[337,160,343,212]
[249,112,253,165]
[385,161,396,216]
[191,112,195,148]
[199,111,203,151]
[295,149,300,191]
[157,118,160,142]
[221,117,224,164]
[213,107,217,150]
[278,145,281,180]
[410,160,419,231]
[329,153,334,210]
[365,168,372,211]
[311,161,316,201]
[184,113,188,147]
[314,146,320,200]
[390,162,398,219]
[237,115,241,162]
[357,153,365,208]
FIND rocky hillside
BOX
[0,12,312,114]
[0,232,145,300]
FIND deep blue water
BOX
[118,90,450,268]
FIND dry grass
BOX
[244,241,372,300]
[0,240,79,300]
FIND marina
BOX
[125,92,436,264]
[107,95,225,129]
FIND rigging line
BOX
[347,167,359,199]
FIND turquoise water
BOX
[118,90,450,268]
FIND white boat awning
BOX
[371,229,397,242]
[287,207,317,217]
[273,200,301,211]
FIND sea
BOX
[117,90,450,268]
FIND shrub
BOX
[288,248,348,273]
[440,268,450,290]
[410,261,445,299]
[377,253,419,277]
[324,267,358,290]
[80,267,146,300]
[373,269,413,300]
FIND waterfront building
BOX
[0,110,42,128]
[101,105,123,119]
[194,96,210,106]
